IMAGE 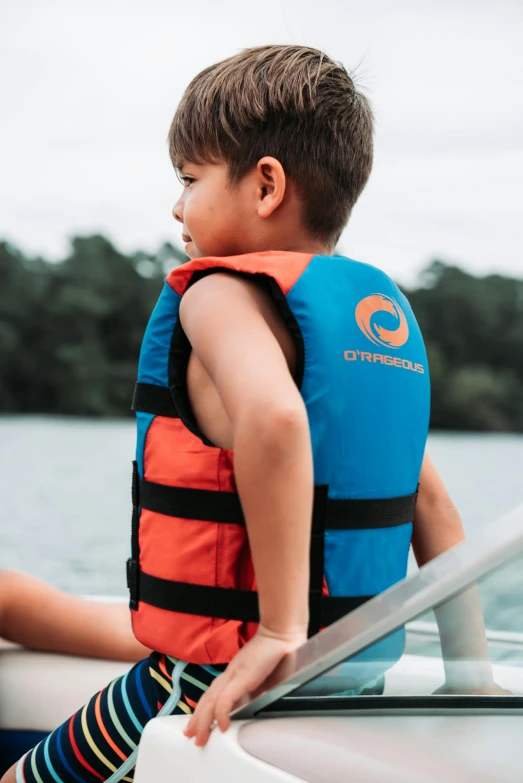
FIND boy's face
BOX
[172,162,256,260]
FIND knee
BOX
[0,569,17,630]
[0,569,31,636]
[0,761,18,782]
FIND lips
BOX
[182,234,192,243]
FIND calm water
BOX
[1,417,522,599]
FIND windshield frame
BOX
[257,694,523,718]
[231,502,523,720]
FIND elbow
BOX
[236,402,309,451]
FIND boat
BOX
[1,501,523,782]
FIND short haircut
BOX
[168,45,374,246]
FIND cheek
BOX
[184,190,212,229]
[186,191,238,238]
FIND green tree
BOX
[0,235,186,416]
[405,261,523,432]
[1,240,521,431]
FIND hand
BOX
[184,624,307,747]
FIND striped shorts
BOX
[16,652,222,783]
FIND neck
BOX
[245,234,333,257]
[278,238,333,256]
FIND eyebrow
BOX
[178,160,204,171]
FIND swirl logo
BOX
[355,294,409,349]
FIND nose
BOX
[172,196,183,223]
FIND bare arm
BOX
[411,452,465,566]
[180,273,313,636]
[0,570,150,661]
[180,272,315,745]
[412,455,494,689]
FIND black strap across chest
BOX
[135,571,373,630]
[132,382,179,418]
[129,382,418,635]
[132,381,417,527]
[135,474,417,530]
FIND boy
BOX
[4,44,471,783]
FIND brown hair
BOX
[168,45,373,246]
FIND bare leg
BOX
[0,762,17,783]
[0,569,150,661]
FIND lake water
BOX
[1,417,522,599]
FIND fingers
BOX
[193,695,217,747]
[184,676,227,746]
[185,686,245,745]
[183,672,245,746]
[183,632,291,747]
[214,678,247,732]
[184,690,214,745]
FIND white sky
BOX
[1,0,522,284]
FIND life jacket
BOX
[127,251,430,666]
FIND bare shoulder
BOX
[180,271,270,319]
[180,271,296,375]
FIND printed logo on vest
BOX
[355,294,409,349]
[343,349,425,374]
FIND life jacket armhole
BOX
[168,268,306,449]
[169,316,215,447]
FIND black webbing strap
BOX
[136,476,418,530]
[127,460,140,609]
[319,595,374,626]
[138,476,244,523]
[138,571,373,625]
[132,383,179,418]
[326,494,417,528]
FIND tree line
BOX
[0,235,522,431]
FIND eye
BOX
[175,169,195,187]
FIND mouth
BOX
[181,233,192,244]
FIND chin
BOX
[189,247,215,260]
[184,243,199,260]
[188,243,244,260]
[185,241,212,260]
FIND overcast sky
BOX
[1,0,522,284]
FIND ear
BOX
[255,156,286,219]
